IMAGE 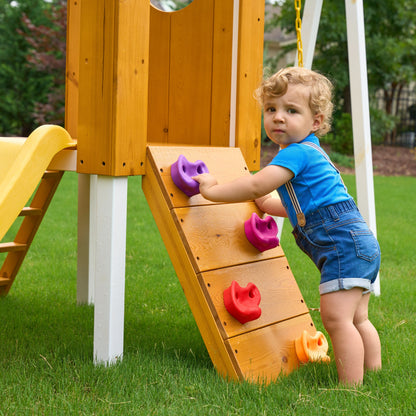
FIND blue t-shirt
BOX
[269,134,351,227]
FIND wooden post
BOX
[77,0,149,176]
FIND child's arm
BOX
[255,194,288,217]
[193,165,293,203]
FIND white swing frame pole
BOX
[345,0,380,295]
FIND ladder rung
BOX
[0,277,11,287]
[0,242,27,253]
[42,170,61,179]
[19,207,42,216]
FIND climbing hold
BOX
[170,154,209,197]
[295,330,330,363]
[244,213,279,252]
[223,280,261,324]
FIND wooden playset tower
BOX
[66,0,263,174]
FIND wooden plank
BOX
[174,203,284,272]
[147,145,250,209]
[235,0,265,171]
[200,257,309,339]
[65,0,80,138]
[148,6,171,143]
[114,0,149,176]
[210,0,233,147]
[142,153,240,380]
[226,314,317,384]
[168,0,214,144]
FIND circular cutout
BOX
[150,0,194,12]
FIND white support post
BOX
[77,174,97,305]
[297,0,323,69]
[77,174,94,304]
[345,0,380,295]
[93,175,128,365]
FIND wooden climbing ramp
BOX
[142,146,319,383]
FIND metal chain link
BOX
[294,0,303,67]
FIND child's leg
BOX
[353,293,381,372]
[320,288,366,385]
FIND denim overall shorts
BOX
[292,199,381,295]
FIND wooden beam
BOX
[77,0,150,176]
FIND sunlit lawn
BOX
[0,173,415,415]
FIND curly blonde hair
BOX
[255,67,334,137]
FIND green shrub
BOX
[325,112,354,155]
[370,107,396,145]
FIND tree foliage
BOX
[18,0,66,127]
[0,0,66,136]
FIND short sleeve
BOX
[268,143,309,178]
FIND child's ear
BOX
[312,113,324,132]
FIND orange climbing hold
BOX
[295,330,330,363]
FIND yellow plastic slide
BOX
[0,125,75,241]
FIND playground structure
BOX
[0,0,376,383]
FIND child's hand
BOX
[192,173,218,198]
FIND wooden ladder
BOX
[0,170,64,296]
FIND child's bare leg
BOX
[353,293,381,372]
[320,288,366,385]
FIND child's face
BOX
[262,83,323,149]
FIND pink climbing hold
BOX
[170,154,209,197]
[244,212,279,252]
[223,280,262,324]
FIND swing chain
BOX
[294,0,303,67]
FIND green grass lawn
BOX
[1,172,415,415]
